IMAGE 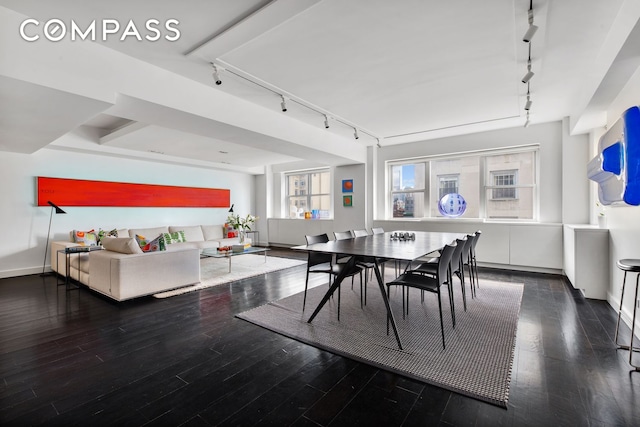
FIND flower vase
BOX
[238,230,245,243]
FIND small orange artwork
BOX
[342,179,353,193]
[343,195,352,207]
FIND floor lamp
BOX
[41,201,66,276]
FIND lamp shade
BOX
[47,201,66,214]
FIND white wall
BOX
[374,121,564,223]
[372,121,566,272]
[599,66,640,332]
[0,143,254,278]
[267,162,366,246]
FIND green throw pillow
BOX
[162,231,186,244]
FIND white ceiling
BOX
[1,0,639,173]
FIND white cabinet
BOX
[563,224,609,299]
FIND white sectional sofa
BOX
[50,224,240,301]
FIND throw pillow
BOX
[101,237,144,254]
[135,234,166,252]
[162,231,186,245]
[98,228,118,244]
[223,223,235,238]
[73,229,98,246]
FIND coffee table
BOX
[201,247,270,273]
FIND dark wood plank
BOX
[1,250,639,426]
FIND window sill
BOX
[383,218,560,226]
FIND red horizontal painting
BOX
[37,177,230,207]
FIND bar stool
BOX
[614,259,640,370]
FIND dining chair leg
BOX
[473,256,480,292]
[402,286,406,319]
[337,280,341,321]
[437,287,445,350]
[466,259,475,299]
[364,270,368,306]
[303,270,310,311]
[406,286,410,317]
[448,269,456,328]
[386,285,390,335]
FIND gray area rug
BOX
[237,278,523,407]
[153,254,306,298]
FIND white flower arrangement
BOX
[226,213,258,231]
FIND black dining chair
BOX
[469,230,482,292]
[461,233,478,298]
[352,229,377,304]
[386,242,456,349]
[303,234,343,312]
[333,231,365,308]
[409,236,468,312]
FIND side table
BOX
[57,246,103,290]
[246,230,260,246]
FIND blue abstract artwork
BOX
[587,106,640,206]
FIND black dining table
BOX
[293,231,466,349]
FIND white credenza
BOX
[563,224,610,299]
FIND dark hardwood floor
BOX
[1,249,639,426]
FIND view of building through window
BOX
[389,148,537,219]
[286,170,331,218]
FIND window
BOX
[438,174,459,200]
[387,146,537,220]
[490,170,517,200]
[286,169,331,218]
[391,163,425,218]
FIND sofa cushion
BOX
[116,229,129,238]
[73,229,98,246]
[162,231,187,244]
[169,226,204,242]
[135,234,166,252]
[102,237,143,254]
[201,225,224,241]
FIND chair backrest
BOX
[450,237,467,273]
[305,234,332,267]
[306,233,329,245]
[462,235,474,263]
[371,227,384,234]
[352,229,369,237]
[437,243,456,283]
[471,230,481,256]
[334,230,354,240]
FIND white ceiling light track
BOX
[522,0,537,128]
[211,60,381,145]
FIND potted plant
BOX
[226,213,258,242]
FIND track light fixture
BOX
[522,60,534,83]
[524,111,530,128]
[525,85,532,111]
[211,64,222,85]
[523,7,538,42]
[211,66,379,142]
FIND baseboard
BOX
[478,262,562,276]
[607,290,640,339]
[0,265,49,279]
